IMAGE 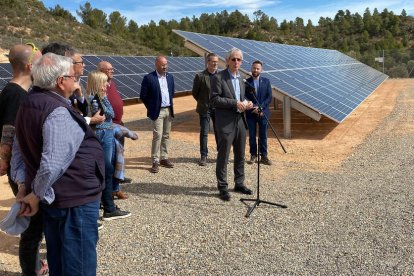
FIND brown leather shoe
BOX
[160,159,174,168]
[150,162,159,173]
[112,191,128,200]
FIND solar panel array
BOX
[0,63,12,91]
[1,56,205,100]
[173,30,388,123]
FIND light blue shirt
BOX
[11,94,85,204]
[157,71,170,107]
[253,78,260,93]
[227,69,241,101]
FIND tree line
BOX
[64,2,414,77]
[1,0,412,77]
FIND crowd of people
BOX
[0,43,274,275]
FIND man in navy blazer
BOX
[140,56,175,173]
[210,48,254,201]
[245,60,273,165]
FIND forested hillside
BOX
[1,0,413,77]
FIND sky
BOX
[41,0,413,26]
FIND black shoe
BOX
[234,185,253,195]
[198,156,207,166]
[219,190,231,201]
[247,155,257,164]
[260,156,272,166]
[102,208,131,221]
[120,177,133,183]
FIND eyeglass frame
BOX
[62,75,77,80]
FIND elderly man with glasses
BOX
[14,53,105,275]
[210,48,254,201]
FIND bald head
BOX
[97,61,114,80]
[155,55,168,75]
[8,44,41,72]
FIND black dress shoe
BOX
[219,190,231,201]
[234,185,253,195]
[120,177,133,183]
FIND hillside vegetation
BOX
[1,0,413,77]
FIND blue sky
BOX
[42,0,412,26]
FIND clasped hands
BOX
[236,100,253,112]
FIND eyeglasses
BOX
[26,42,39,64]
[73,61,84,65]
[62,75,77,80]
[231,58,242,62]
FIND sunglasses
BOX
[26,42,39,64]
[73,61,84,65]
[231,58,242,62]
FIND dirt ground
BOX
[0,78,411,272]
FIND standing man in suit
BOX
[245,60,273,165]
[210,48,254,201]
[192,53,219,166]
[140,55,175,173]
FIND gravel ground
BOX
[97,84,414,275]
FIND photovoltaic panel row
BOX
[81,55,205,99]
[0,63,12,92]
[173,30,388,123]
[1,56,205,100]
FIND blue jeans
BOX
[95,128,116,213]
[41,200,100,276]
[199,108,217,158]
[247,114,268,157]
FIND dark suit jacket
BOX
[192,69,213,114]
[245,76,272,118]
[140,71,175,120]
[210,69,247,133]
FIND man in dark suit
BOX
[245,60,273,165]
[192,53,219,166]
[140,55,175,173]
[210,48,254,201]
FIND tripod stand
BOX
[240,84,287,217]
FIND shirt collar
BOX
[156,70,166,78]
[227,68,240,79]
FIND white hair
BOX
[226,48,243,61]
[32,53,72,90]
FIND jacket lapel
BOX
[239,77,245,101]
[204,70,211,91]
[224,71,236,99]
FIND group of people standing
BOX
[0,42,137,275]
[0,44,273,275]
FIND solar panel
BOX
[81,55,205,99]
[1,56,205,100]
[0,63,12,90]
[173,30,388,123]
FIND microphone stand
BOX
[240,82,287,217]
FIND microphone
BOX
[243,79,256,93]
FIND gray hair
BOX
[206,52,218,61]
[226,48,243,61]
[32,53,73,90]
